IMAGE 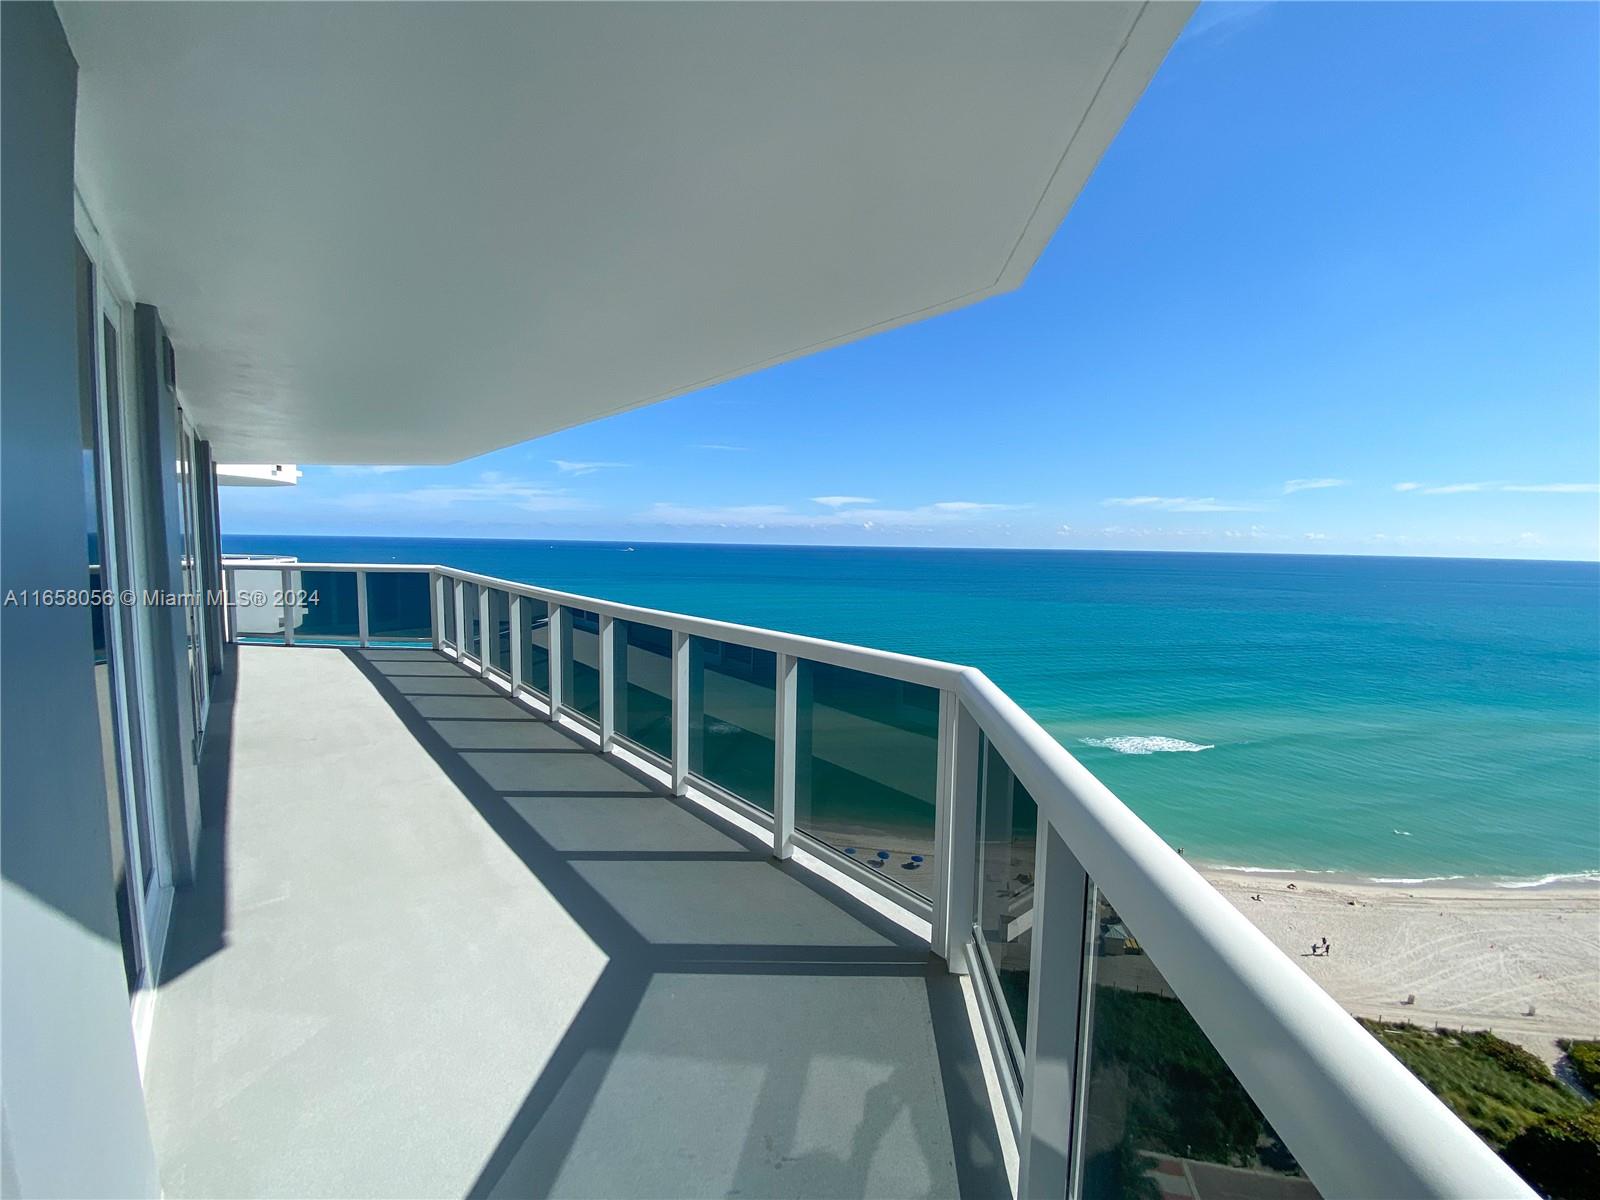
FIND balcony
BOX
[150,560,1532,1199]
[146,642,1004,1197]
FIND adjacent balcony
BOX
[143,560,1531,1198]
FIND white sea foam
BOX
[1210,865,1297,874]
[1492,871,1600,890]
[1392,829,1412,836]
[1369,875,1466,884]
[1079,736,1215,755]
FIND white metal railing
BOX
[219,558,1533,1200]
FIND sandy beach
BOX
[806,820,1600,1063]
[1203,869,1600,1061]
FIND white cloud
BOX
[329,464,412,475]
[1101,496,1266,513]
[812,495,877,507]
[1395,481,1598,495]
[1303,532,1328,541]
[640,499,1023,530]
[342,474,582,513]
[694,443,747,452]
[1283,478,1349,494]
[553,459,627,476]
[1180,0,1273,45]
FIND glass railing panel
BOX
[520,597,550,695]
[231,567,287,642]
[1077,885,1320,1198]
[461,581,480,660]
[365,571,432,644]
[795,661,940,895]
[563,607,601,721]
[689,637,776,811]
[290,570,359,644]
[615,619,672,758]
[975,736,1038,1065]
[440,577,457,648]
[486,588,511,675]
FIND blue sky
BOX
[223,1,1600,561]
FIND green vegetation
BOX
[1559,1039,1600,1096]
[1504,1109,1600,1200]
[1095,988,1268,1167]
[1360,1021,1587,1148]
[1362,1020,1600,1199]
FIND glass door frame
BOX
[76,194,176,1068]
[175,412,210,756]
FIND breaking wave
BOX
[1369,875,1466,884]
[1080,736,1215,755]
[1493,871,1600,890]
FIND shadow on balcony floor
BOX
[144,646,1006,1199]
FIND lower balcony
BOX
[143,643,1008,1198]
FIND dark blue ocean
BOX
[225,534,1600,885]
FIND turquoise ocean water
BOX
[226,535,1600,885]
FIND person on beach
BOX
[1321,937,1330,955]
[1310,942,1319,956]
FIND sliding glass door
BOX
[75,236,173,1013]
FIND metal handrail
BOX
[220,557,1534,1199]
[958,670,1528,1200]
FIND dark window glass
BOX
[689,638,776,810]
[616,620,672,758]
[794,661,940,895]
[440,578,457,647]
[461,582,480,659]
[292,570,360,643]
[520,597,550,694]
[487,589,511,675]
[1078,886,1320,1198]
[562,608,600,721]
[366,572,432,643]
[975,738,1037,1062]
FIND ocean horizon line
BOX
[222,531,1600,568]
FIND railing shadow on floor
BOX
[343,647,1009,1200]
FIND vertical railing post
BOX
[281,567,294,646]
[547,605,566,718]
[452,578,465,654]
[599,614,617,750]
[477,586,491,676]
[933,697,981,971]
[223,566,236,644]
[1018,818,1091,1200]
[509,595,523,692]
[670,629,690,796]
[356,569,370,647]
[430,572,444,651]
[772,652,798,860]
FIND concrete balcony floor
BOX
[144,646,1007,1199]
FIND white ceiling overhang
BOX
[60,1,1192,464]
